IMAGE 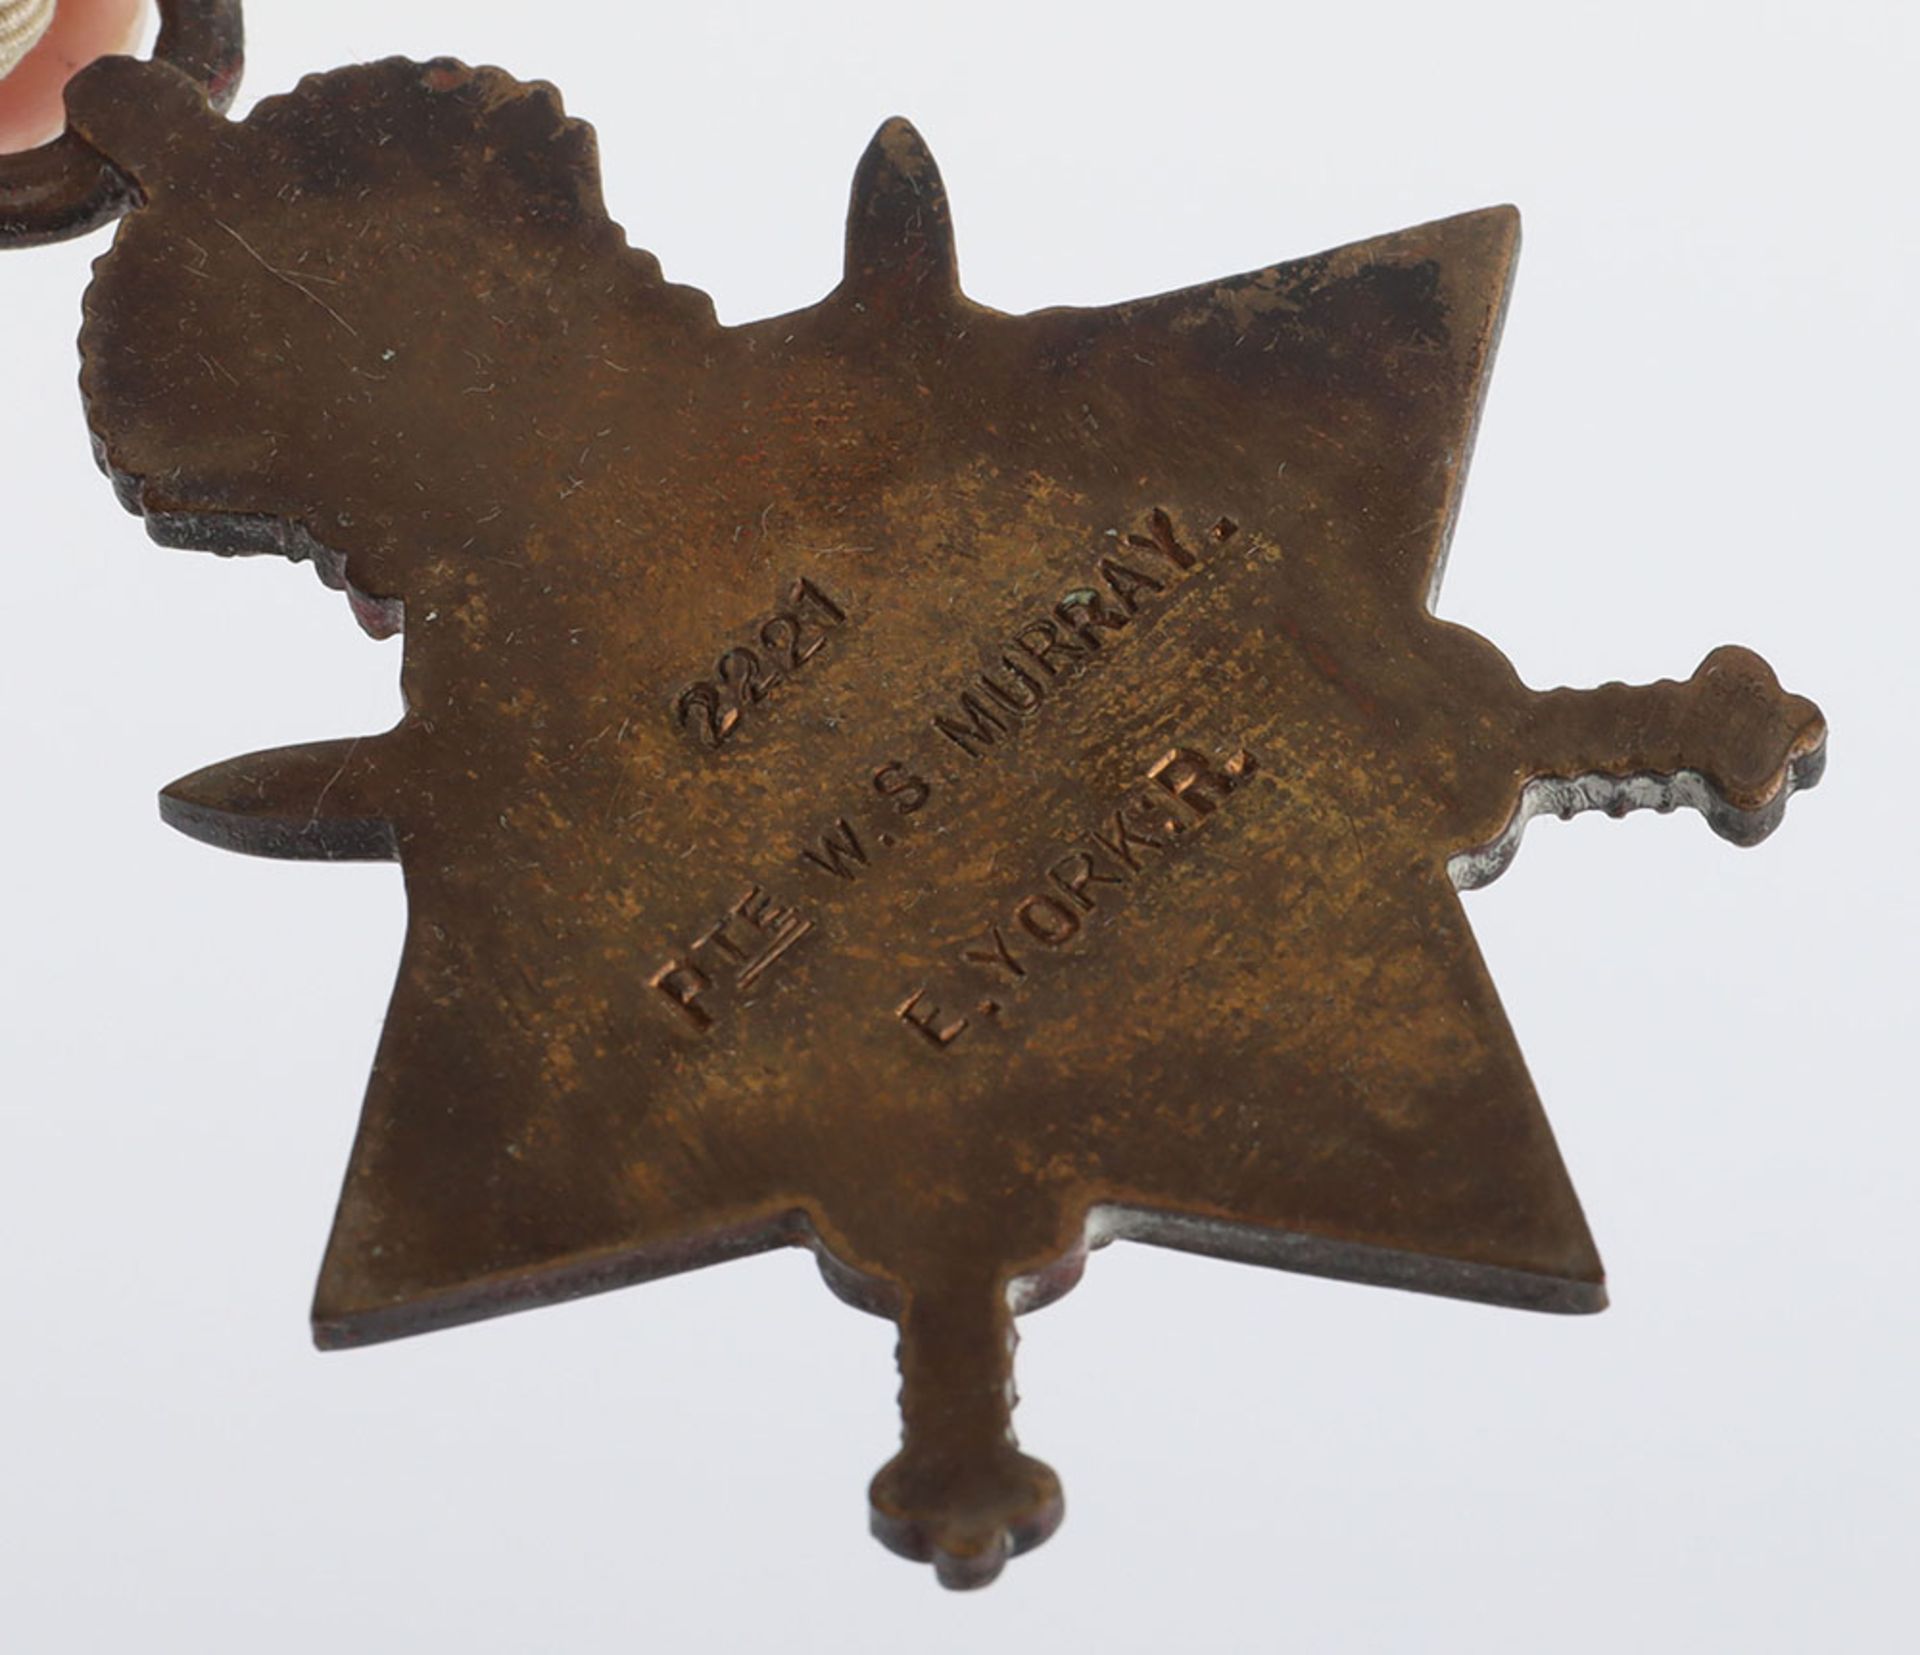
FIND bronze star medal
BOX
[54,53,1823,1587]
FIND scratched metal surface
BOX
[63,55,1824,1587]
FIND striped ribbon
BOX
[0,0,56,80]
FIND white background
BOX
[1,2,1912,1649]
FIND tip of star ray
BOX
[1439,201,1521,254]
[1482,201,1520,246]
[852,114,945,197]
[1398,201,1520,261]
[840,113,957,303]
[869,113,930,149]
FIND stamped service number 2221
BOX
[672,577,847,747]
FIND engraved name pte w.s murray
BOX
[930,508,1234,760]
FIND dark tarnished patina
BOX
[60,55,1824,1586]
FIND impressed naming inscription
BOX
[792,506,1237,890]
[649,883,816,1030]
[932,509,1235,759]
[673,576,847,747]
[898,741,1260,1050]
[649,507,1253,1039]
